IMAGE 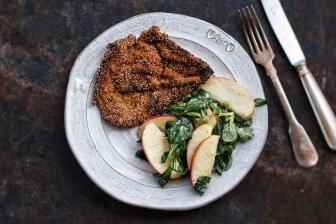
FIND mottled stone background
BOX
[0,0,335,223]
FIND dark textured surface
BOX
[0,0,335,223]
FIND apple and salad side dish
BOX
[92,27,267,195]
[136,77,267,194]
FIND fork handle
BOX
[266,64,318,167]
[296,63,336,151]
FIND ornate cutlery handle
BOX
[266,64,318,167]
[296,64,336,150]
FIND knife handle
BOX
[296,63,336,150]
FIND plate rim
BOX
[64,12,268,210]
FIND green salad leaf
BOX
[211,102,254,175]
[185,97,209,115]
[164,102,186,116]
[155,117,193,186]
[235,116,252,127]
[222,122,238,142]
[254,98,268,107]
[165,117,193,148]
[154,168,172,187]
[160,151,169,163]
[135,149,147,161]
[194,176,211,195]
[165,89,212,118]
[237,127,254,142]
[152,89,256,188]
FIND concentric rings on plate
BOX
[65,12,268,210]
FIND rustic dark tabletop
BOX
[1,0,336,223]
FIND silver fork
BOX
[239,5,318,167]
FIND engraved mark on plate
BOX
[75,78,90,93]
[206,29,235,52]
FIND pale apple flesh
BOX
[190,135,219,186]
[141,123,181,179]
[207,115,217,128]
[201,77,255,120]
[186,124,213,169]
[137,115,176,138]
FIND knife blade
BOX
[261,0,336,150]
[261,0,305,66]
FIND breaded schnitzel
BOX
[93,26,213,128]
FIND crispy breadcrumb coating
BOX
[93,26,213,127]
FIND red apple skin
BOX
[189,137,209,183]
[189,135,219,185]
[137,115,176,138]
[186,124,213,169]
[190,137,208,165]
[141,123,182,179]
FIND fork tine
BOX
[250,5,271,49]
[239,9,255,54]
[246,5,265,50]
[242,7,260,52]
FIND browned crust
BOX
[93,26,213,128]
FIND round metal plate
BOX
[64,12,268,210]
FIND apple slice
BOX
[142,123,181,179]
[186,124,213,169]
[201,77,255,120]
[137,115,176,138]
[190,135,219,186]
[207,114,217,128]
[206,108,217,129]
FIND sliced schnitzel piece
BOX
[93,26,213,128]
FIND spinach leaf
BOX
[212,116,223,136]
[170,157,187,174]
[235,116,252,127]
[158,117,193,186]
[210,102,230,116]
[194,176,211,195]
[237,127,254,142]
[154,168,172,187]
[161,151,169,163]
[165,118,192,166]
[214,154,232,175]
[254,98,267,107]
[185,111,203,118]
[193,109,213,127]
[222,112,235,124]
[222,122,238,142]
[210,102,222,115]
[159,89,257,187]
[184,98,209,113]
[214,140,235,175]
[166,117,193,146]
[135,149,147,161]
[165,89,211,118]
[213,115,229,136]
[165,102,186,116]
[214,113,240,175]
[191,89,210,98]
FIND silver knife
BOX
[261,0,336,150]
